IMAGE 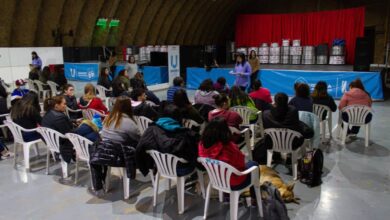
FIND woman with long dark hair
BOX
[97,67,112,90]
[31,51,42,70]
[248,50,260,90]
[10,91,42,142]
[289,83,313,112]
[311,81,337,120]
[232,53,251,91]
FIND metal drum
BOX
[292,39,301,47]
[282,39,290,47]
[329,56,345,65]
[139,46,147,61]
[236,47,248,55]
[261,43,268,47]
[281,46,290,56]
[302,46,315,64]
[154,45,161,52]
[269,55,280,64]
[290,46,303,56]
[316,55,328,64]
[258,46,269,56]
[259,56,269,64]
[160,45,168,52]
[271,42,279,48]
[281,56,289,64]
[331,46,345,56]
[290,55,301,64]
[270,47,280,56]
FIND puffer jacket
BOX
[338,88,372,110]
[89,140,136,178]
[136,121,199,176]
[194,90,219,107]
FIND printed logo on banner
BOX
[70,68,76,78]
[170,55,178,68]
[341,80,348,93]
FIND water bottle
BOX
[91,113,103,130]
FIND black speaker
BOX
[150,52,168,66]
[354,37,372,72]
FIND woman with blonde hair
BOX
[78,83,108,114]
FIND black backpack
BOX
[299,149,324,187]
[261,182,290,220]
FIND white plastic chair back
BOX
[182,119,200,130]
[231,106,252,124]
[341,105,373,126]
[82,108,106,121]
[147,150,187,179]
[229,126,252,160]
[313,104,331,122]
[264,128,302,153]
[65,106,82,119]
[33,80,48,92]
[47,81,59,96]
[135,116,153,135]
[4,120,24,144]
[96,85,108,99]
[66,133,93,162]
[25,79,35,90]
[197,157,242,192]
[37,127,65,153]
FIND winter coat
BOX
[249,87,272,104]
[100,114,140,147]
[132,101,159,121]
[97,76,112,90]
[289,97,313,113]
[312,95,337,120]
[136,119,199,176]
[198,141,247,186]
[79,97,108,114]
[112,75,130,97]
[208,109,243,129]
[338,88,372,110]
[194,90,219,107]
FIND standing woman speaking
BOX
[232,53,251,92]
[31,51,42,71]
[248,50,260,91]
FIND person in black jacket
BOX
[130,72,160,105]
[289,83,313,112]
[0,82,9,125]
[311,81,337,120]
[173,89,204,124]
[63,84,82,119]
[42,96,75,163]
[130,88,159,121]
[10,91,42,142]
[97,67,112,97]
[263,93,313,150]
[136,104,199,177]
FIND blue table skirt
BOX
[115,65,168,86]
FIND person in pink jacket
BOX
[339,79,372,135]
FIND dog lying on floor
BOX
[260,165,300,204]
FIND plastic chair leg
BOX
[328,118,332,138]
[203,184,212,219]
[153,172,160,207]
[266,150,273,167]
[321,122,326,140]
[177,177,185,214]
[60,160,69,178]
[197,170,206,199]
[46,149,50,175]
[74,158,79,184]
[13,143,18,168]
[341,122,349,145]
[219,190,223,203]
[292,152,298,180]
[23,144,30,171]
[105,167,112,192]
[230,191,240,220]
[123,168,130,199]
[254,186,264,217]
[365,124,370,147]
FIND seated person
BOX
[63,84,82,119]
[263,93,314,150]
[10,91,41,142]
[311,81,337,120]
[198,117,258,202]
[136,104,199,177]
[97,67,112,96]
[213,77,229,94]
[0,82,9,126]
[42,96,75,163]
[90,96,140,193]
[78,83,108,115]
[130,88,159,121]
[229,86,259,122]
[289,83,313,112]
[112,69,130,97]
[130,72,160,105]
[166,76,185,103]
[39,66,51,90]
[11,79,29,106]
[209,93,242,129]
[173,89,204,124]
[249,79,272,104]
[194,79,219,107]
[73,120,100,143]
[339,79,372,135]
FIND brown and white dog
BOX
[260,165,300,204]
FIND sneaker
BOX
[1,150,14,159]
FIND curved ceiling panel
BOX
[134,0,164,45]
[184,1,214,45]
[0,0,17,46]
[147,0,176,45]
[121,0,151,45]
[60,0,86,46]
[107,0,136,47]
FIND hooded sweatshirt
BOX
[208,109,243,129]
[194,90,219,107]
[198,141,246,186]
[339,88,372,110]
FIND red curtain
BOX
[235,7,365,64]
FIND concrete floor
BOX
[0,86,389,220]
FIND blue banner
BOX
[186,67,384,100]
[64,63,99,81]
[143,66,169,85]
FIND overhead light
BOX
[96,18,107,27]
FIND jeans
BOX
[176,162,195,177]
[250,70,259,91]
[342,112,372,134]
[22,131,41,142]
[90,164,108,190]
[231,161,258,199]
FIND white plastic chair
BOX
[65,133,93,185]
[135,116,153,135]
[182,119,200,130]
[147,150,205,214]
[231,106,263,148]
[96,85,112,107]
[341,105,373,147]
[33,80,50,100]
[25,79,36,90]
[4,120,42,171]
[0,114,10,139]
[65,106,83,120]
[198,157,263,220]
[229,127,252,160]
[82,108,107,121]
[104,166,130,199]
[37,127,69,178]
[47,81,60,97]
[265,128,304,180]
[313,104,333,141]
